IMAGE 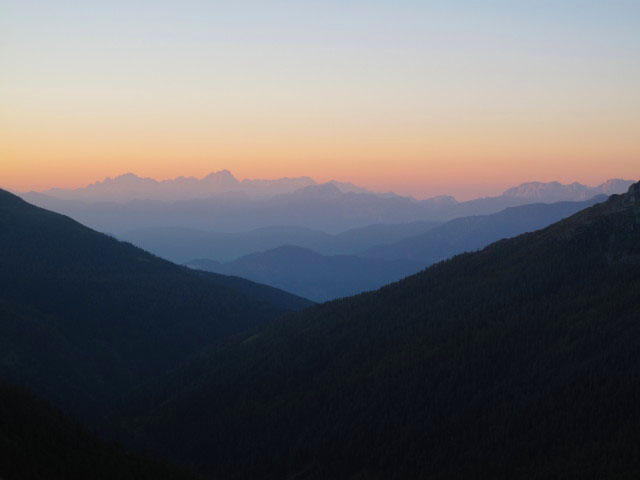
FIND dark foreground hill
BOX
[187,246,423,302]
[0,381,194,480]
[0,188,311,420]
[122,183,640,479]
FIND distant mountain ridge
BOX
[39,170,382,202]
[187,246,423,302]
[33,172,633,205]
[18,187,455,233]
[183,197,610,300]
[18,176,634,233]
[120,221,440,263]
[502,178,633,202]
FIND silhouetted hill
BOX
[187,246,423,301]
[122,183,640,479]
[0,380,193,480]
[0,188,310,420]
[364,195,608,262]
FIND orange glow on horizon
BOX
[3,113,638,200]
[2,1,638,200]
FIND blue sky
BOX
[2,1,639,198]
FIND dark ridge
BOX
[120,182,640,479]
[0,380,194,480]
[0,187,310,422]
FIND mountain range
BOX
[39,170,376,202]
[20,183,450,233]
[120,221,440,264]
[117,181,640,479]
[184,196,609,300]
[18,175,633,233]
[34,171,632,204]
[502,178,632,201]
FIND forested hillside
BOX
[0,188,311,421]
[0,381,193,480]
[121,183,640,479]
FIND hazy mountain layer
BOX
[364,195,609,262]
[184,197,607,301]
[33,172,633,205]
[18,185,449,233]
[37,170,370,202]
[120,221,440,263]
[20,178,632,234]
[187,246,424,302]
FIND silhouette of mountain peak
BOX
[501,179,635,202]
[203,170,239,185]
[296,183,343,196]
[609,180,640,205]
[97,173,157,186]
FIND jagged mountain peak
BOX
[201,169,240,186]
[502,178,635,202]
[596,178,636,194]
[326,180,370,194]
[294,182,344,196]
[32,171,376,202]
[103,172,154,183]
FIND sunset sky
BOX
[2,0,639,200]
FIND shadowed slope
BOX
[123,183,640,479]
[0,188,310,420]
[0,380,194,480]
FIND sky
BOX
[1,0,639,200]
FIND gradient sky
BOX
[1,0,639,199]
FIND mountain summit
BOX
[502,178,634,202]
